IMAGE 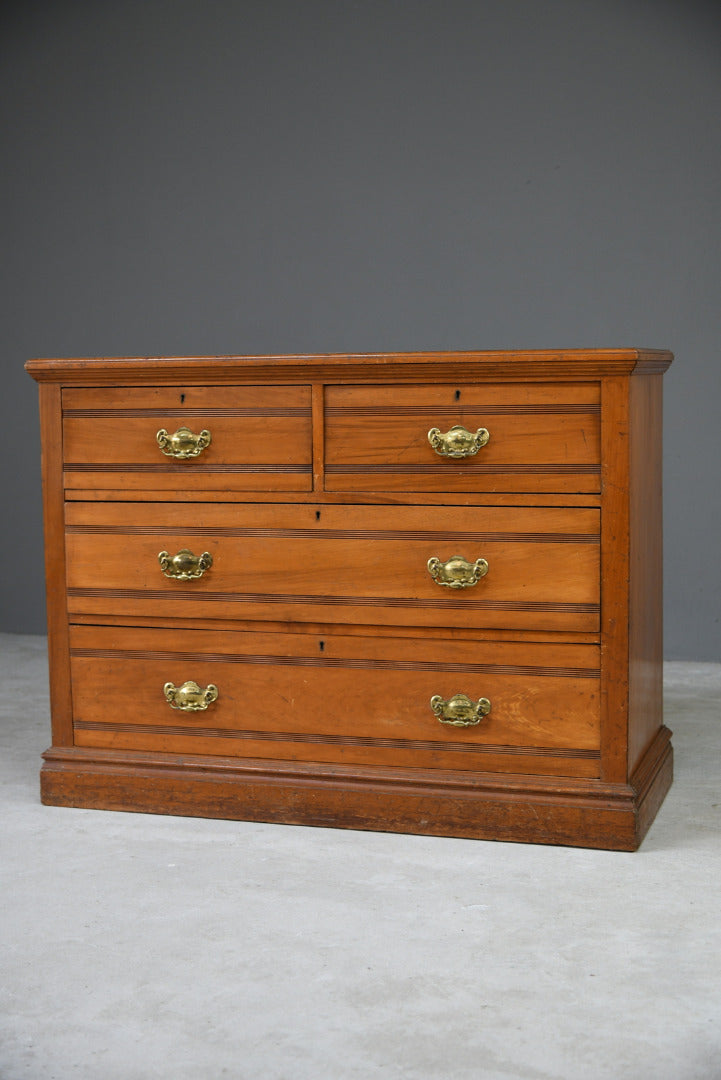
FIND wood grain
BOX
[64,488,603,508]
[39,732,672,849]
[62,383,313,493]
[38,384,74,745]
[64,502,600,632]
[68,624,600,775]
[627,373,665,772]
[62,385,311,411]
[325,382,600,493]
[27,350,673,849]
[598,375,631,784]
[26,348,673,385]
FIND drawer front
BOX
[66,502,600,633]
[325,383,600,493]
[69,626,601,778]
[62,385,313,492]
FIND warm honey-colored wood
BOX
[38,383,74,746]
[63,417,311,469]
[63,468,313,494]
[64,502,600,632]
[326,381,603,408]
[324,469,600,495]
[325,381,601,495]
[599,376,632,784]
[67,612,602,645]
[62,385,310,411]
[26,348,673,385]
[62,384,313,493]
[311,382,325,492]
[39,729,673,849]
[27,350,673,848]
[67,624,600,776]
[325,381,601,493]
[627,373,665,773]
[63,488,604,508]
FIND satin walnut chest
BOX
[27,349,673,849]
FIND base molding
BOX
[41,726,672,851]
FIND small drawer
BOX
[65,502,600,633]
[69,625,601,778]
[62,385,312,493]
[325,382,600,493]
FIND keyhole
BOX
[180,393,185,403]
[319,640,325,652]
[315,510,321,521]
[455,389,461,401]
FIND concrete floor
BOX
[1,633,719,1080]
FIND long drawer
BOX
[69,625,601,778]
[65,502,601,632]
[325,382,601,493]
[62,385,313,493]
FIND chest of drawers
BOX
[27,349,673,849]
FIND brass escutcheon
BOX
[156,425,211,459]
[163,681,219,711]
[158,549,213,580]
[430,693,491,727]
[427,424,490,458]
[427,555,489,589]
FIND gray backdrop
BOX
[2,0,719,660]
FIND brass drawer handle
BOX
[163,681,219,711]
[427,555,488,589]
[156,425,211,459]
[158,549,213,580]
[427,424,489,458]
[430,693,491,727]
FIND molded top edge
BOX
[25,348,673,382]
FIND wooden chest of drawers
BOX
[27,349,673,849]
